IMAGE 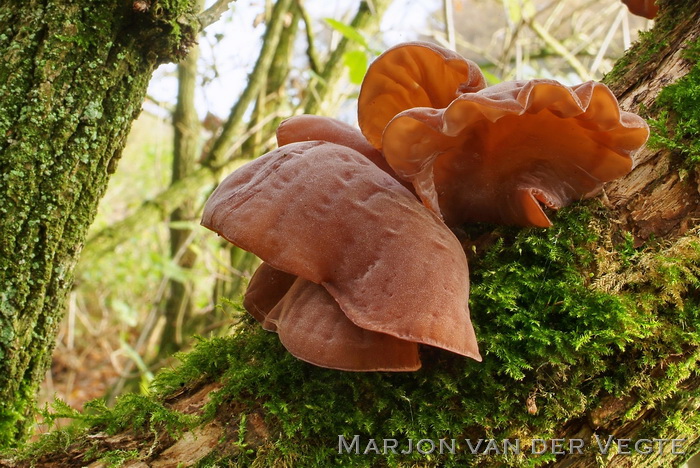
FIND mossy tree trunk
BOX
[0,0,200,447]
[3,1,700,467]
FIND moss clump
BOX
[604,0,696,87]
[81,394,197,438]
[6,394,197,464]
[132,0,201,64]
[96,449,140,468]
[606,29,668,83]
[648,39,700,167]
[145,204,698,467]
[8,206,699,467]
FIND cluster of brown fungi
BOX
[202,41,649,372]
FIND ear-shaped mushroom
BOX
[276,114,402,184]
[358,41,486,150]
[245,262,421,371]
[621,0,658,19]
[374,78,649,227]
[243,261,298,330]
[202,140,480,365]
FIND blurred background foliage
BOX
[36,0,653,427]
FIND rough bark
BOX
[0,0,200,447]
[605,5,700,245]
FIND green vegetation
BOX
[10,393,197,463]
[11,203,699,466]
[97,450,140,468]
[648,39,700,167]
[603,0,697,89]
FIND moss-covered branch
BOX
[7,205,700,465]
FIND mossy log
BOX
[3,0,700,467]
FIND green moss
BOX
[97,449,140,467]
[5,393,197,464]
[8,204,699,466]
[605,5,700,170]
[8,424,86,463]
[648,39,700,167]
[604,0,696,85]
[133,0,200,64]
[141,205,698,466]
[606,29,668,83]
[83,394,198,437]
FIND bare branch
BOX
[529,19,593,81]
[199,0,235,29]
[295,0,321,74]
[301,0,391,115]
[206,0,294,167]
[443,0,456,51]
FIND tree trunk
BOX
[3,0,700,467]
[159,0,204,359]
[0,0,199,447]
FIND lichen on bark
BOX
[0,0,200,448]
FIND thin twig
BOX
[67,291,76,350]
[529,19,592,80]
[496,21,524,79]
[621,7,631,49]
[295,0,321,73]
[443,0,455,51]
[454,35,506,71]
[301,0,390,115]
[211,109,285,168]
[590,8,626,75]
[199,0,235,30]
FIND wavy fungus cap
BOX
[358,41,486,150]
[372,71,649,227]
[621,0,659,19]
[202,139,480,371]
[275,114,411,191]
[245,262,421,371]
